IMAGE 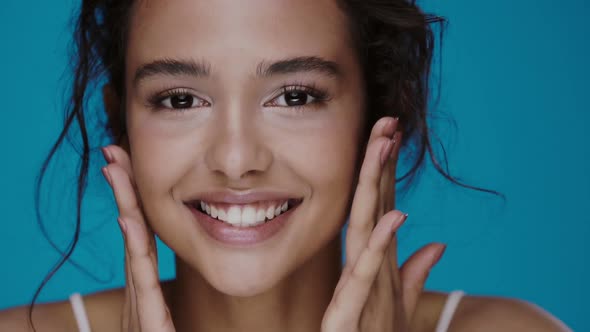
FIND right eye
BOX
[152,89,211,111]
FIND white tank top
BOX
[434,290,465,332]
[70,290,465,331]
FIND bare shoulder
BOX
[451,294,572,332]
[0,287,126,332]
[417,291,572,332]
[0,299,75,332]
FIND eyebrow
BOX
[256,56,342,78]
[133,56,342,86]
[134,58,211,86]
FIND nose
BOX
[204,109,273,181]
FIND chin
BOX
[209,274,278,297]
[202,257,288,297]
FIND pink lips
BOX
[187,190,298,205]
[184,190,302,247]
[187,203,298,247]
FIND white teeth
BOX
[217,209,227,222]
[226,206,241,226]
[266,206,275,220]
[197,200,295,227]
[241,206,257,226]
[256,209,266,224]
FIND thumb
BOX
[399,243,446,321]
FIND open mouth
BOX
[189,198,303,228]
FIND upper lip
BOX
[184,189,303,205]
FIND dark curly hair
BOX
[29,0,500,328]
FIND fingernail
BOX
[388,117,399,138]
[101,167,113,187]
[434,244,447,264]
[380,139,395,166]
[391,212,408,233]
[101,147,114,163]
[117,217,127,235]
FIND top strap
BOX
[434,290,465,332]
[69,293,92,332]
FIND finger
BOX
[382,132,404,296]
[346,131,398,267]
[330,211,407,323]
[103,164,142,219]
[122,237,137,332]
[368,117,397,145]
[346,117,398,264]
[105,163,161,270]
[122,216,174,332]
[399,243,446,320]
[102,152,157,259]
[121,227,161,332]
[102,158,166,330]
[103,163,159,271]
[379,131,402,218]
[102,145,135,184]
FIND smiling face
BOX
[123,0,365,296]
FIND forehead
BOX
[126,0,354,77]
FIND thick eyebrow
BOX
[133,58,211,86]
[256,56,342,78]
[133,56,342,86]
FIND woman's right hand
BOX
[101,146,176,332]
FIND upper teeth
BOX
[198,201,290,227]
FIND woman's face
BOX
[124,0,365,296]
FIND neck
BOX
[169,237,342,332]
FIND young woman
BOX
[0,0,572,331]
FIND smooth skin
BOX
[0,0,572,331]
[103,116,443,331]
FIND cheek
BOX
[306,133,358,192]
[317,111,363,189]
[127,114,202,216]
[292,113,362,216]
[277,114,362,268]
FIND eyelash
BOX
[147,88,210,111]
[265,83,330,111]
[147,84,330,113]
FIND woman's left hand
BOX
[321,117,447,332]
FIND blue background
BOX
[0,0,588,330]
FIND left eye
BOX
[161,94,197,109]
[274,91,317,107]
[266,86,328,108]
[161,93,209,109]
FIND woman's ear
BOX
[102,83,129,150]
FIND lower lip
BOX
[187,204,298,247]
